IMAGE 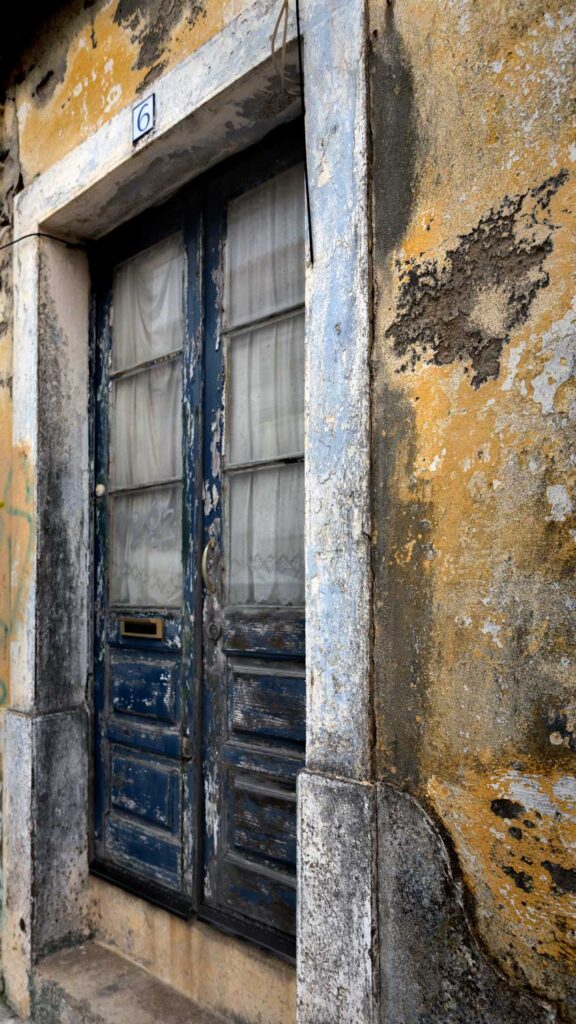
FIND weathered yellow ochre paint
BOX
[372,0,575,1009]
[15,0,245,180]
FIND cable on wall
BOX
[0,232,86,254]
[271,0,315,264]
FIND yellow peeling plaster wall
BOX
[14,0,234,181]
[370,0,575,1016]
[0,3,295,1021]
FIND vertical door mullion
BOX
[182,202,205,903]
[199,193,226,909]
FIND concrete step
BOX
[32,941,228,1024]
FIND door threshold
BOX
[32,941,229,1024]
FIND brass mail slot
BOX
[120,616,164,640]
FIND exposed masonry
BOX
[114,0,209,91]
[541,860,576,896]
[386,170,569,387]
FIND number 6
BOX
[137,106,151,133]
[132,96,155,143]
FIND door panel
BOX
[227,660,306,745]
[110,650,180,724]
[93,224,198,909]
[110,749,180,829]
[201,154,305,956]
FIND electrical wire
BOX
[0,231,84,252]
[295,0,314,264]
[271,0,314,264]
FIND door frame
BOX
[3,1,375,1019]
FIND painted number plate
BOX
[132,95,155,144]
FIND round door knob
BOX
[95,483,106,498]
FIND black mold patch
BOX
[32,51,68,106]
[114,0,207,87]
[502,865,534,893]
[35,69,54,98]
[491,798,526,820]
[542,860,576,894]
[138,60,168,93]
[35,252,87,713]
[370,3,419,257]
[386,170,569,387]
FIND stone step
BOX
[32,941,228,1024]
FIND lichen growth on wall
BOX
[429,768,576,1009]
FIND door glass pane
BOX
[226,165,305,328]
[228,464,304,607]
[229,312,304,465]
[110,485,182,606]
[110,359,182,488]
[113,234,184,371]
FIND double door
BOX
[92,128,305,957]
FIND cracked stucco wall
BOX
[370,0,575,1019]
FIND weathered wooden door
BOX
[92,203,202,915]
[200,154,306,956]
[92,127,305,955]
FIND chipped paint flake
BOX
[546,484,573,522]
[482,620,503,647]
[531,300,576,415]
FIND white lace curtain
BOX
[109,235,184,607]
[107,162,306,610]
[226,165,305,607]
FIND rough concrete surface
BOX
[377,784,557,1024]
[297,772,378,1024]
[370,1,575,1017]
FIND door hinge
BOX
[182,735,194,760]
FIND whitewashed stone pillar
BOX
[298,1,378,1021]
